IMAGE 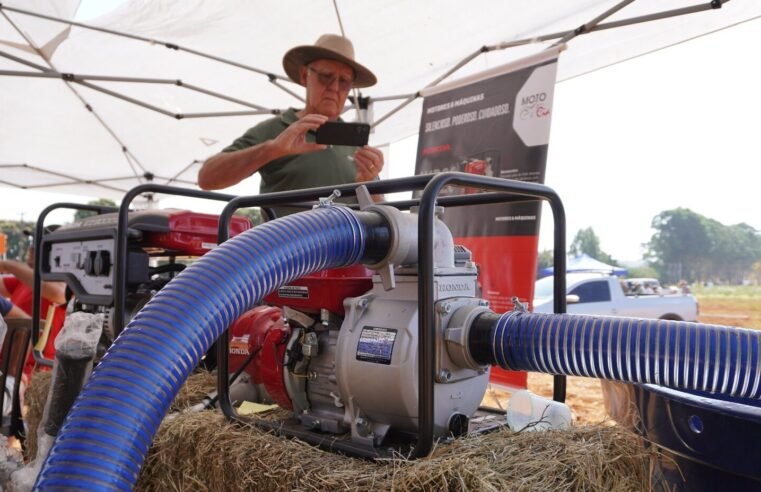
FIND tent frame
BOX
[0,0,730,193]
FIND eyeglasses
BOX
[307,66,354,91]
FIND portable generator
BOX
[38,208,252,355]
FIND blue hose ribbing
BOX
[492,312,761,400]
[35,206,367,491]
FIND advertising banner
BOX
[415,48,561,388]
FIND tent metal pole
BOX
[181,82,269,111]
[0,67,177,84]
[0,4,291,82]
[74,80,177,117]
[371,95,418,129]
[0,164,128,193]
[372,47,482,129]
[85,174,196,186]
[549,0,636,48]
[268,78,306,103]
[0,69,277,118]
[486,0,730,51]
[165,160,202,185]
[329,0,364,122]
[179,110,274,119]
[0,63,274,112]
[0,69,57,78]
[372,0,728,130]
[369,94,417,102]
[0,49,54,72]
[23,182,127,193]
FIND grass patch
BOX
[693,285,761,329]
[692,284,761,299]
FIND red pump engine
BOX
[227,265,373,410]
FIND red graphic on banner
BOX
[415,57,558,391]
[456,235,540,388]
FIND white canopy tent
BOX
[1,0,760,201]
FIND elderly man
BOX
[198,34,384,213]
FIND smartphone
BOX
[314,121,370,147]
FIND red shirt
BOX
[2,275,66,362]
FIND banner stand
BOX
[415,48,562,393]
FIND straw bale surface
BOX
[22,370,52,461]
[22,369,216,461]
[24,370,653,491]
[136,411,652,492]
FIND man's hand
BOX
[271,113,328,156]
[198,113,330,190]
[354,146,384,183]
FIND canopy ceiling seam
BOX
[1,9,148,180]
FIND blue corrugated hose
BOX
[492,312,761,400]
[35,206,367,491]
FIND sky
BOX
[2,2,760,263]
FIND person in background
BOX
[198,34,384,216]
[0,227,67,364]
[0,296,28,320]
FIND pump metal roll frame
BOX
[215,172,568,458]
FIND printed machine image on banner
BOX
[415,53,559,388]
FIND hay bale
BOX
[170,370,217,411]
[22,370,52,461]
[22,369,217,461]
[136,411,653,492]
[24,370,654,490]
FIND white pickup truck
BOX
[532,273,699,321]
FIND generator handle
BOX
[32,203,118,367]
[114,185,237,335]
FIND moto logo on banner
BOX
[415,49,561,388]
[515,64,557,147]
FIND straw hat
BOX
[282,34,377,88]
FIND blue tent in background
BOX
[539,253,628,278]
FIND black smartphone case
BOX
[314,122,370,146]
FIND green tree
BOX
[569,227,615,264]
[645,208,711,283]
[536,249,554,272]
[709,222,761,284]
[626,265,660,280]
[645,208,761,284]
[73,198,118,222]
[234,207,265,226]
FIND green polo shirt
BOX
[223,108,358,216]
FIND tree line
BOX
[538,208,761,285]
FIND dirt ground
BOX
[697,297,761,329]
[483,374,610,426]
